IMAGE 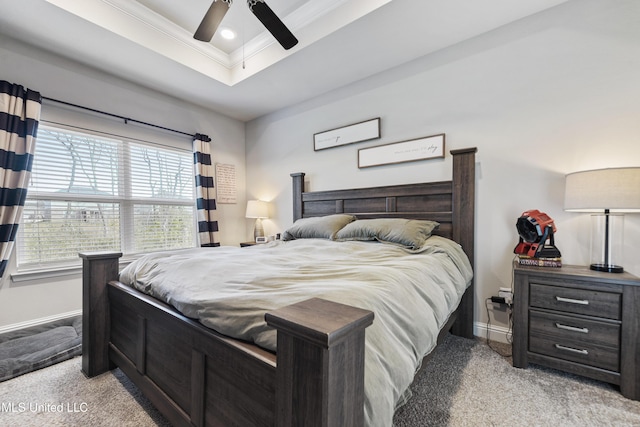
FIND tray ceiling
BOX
[0,0,568,121]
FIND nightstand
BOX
[513,263,640,401]
[240,241,256,247]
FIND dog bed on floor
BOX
[0,316,82,382]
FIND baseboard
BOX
[474,321,512,344]
[0,310,82,335]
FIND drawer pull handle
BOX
[554,344,589,355]
[555,323,589,334]
[555,296,589,305]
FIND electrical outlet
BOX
[498,288,513,304]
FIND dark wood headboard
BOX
[291,147,476,269]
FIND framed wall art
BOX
[215,163,237,204]
[313,118,380,151]
[358,133,445,168]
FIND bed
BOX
[80,147,477,427]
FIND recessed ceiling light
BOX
[220,28,236,40]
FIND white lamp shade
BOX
[245,200,269,218]
[564,167,640,212]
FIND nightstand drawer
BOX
[529,310,620,349]
[529,334,619,372]
[529,283,621,320]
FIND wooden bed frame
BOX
[80,147,477,427]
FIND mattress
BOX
[119,236,473,427]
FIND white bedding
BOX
[119,236,473,427]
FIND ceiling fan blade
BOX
[194,0,231,42]
[248,0,298,50]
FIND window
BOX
[17,125,195,269]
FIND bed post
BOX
[79,251,122,377]
[266,298,374,427]
[291,172,305,221]
[449,147,477,339]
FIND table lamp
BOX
[564,167,640,273]
[245,200,269,241]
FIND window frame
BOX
[15,120,197,274]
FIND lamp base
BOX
[253,218,265,242]
[590,263,624,274]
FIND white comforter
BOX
[119,236,473,427]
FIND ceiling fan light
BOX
[220,28,236,40]
[194,0,297,49]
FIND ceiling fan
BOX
[194,0,298,50]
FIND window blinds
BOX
[17,125,195,269]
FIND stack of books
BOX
[516,255,562,268]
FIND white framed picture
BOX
[358,133,445,168]
[313,118,380,151]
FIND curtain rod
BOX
[42,96,196,139]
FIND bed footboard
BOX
[80,252,374,426]
[266,298,374,426]
[81,251,121,377]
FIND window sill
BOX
[11,265,82,283]
[11,257,136,284]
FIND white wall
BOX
[245,0,640,336]
[0,36,246,330]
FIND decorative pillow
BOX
[282,214,357,240]
[334,218,439,249]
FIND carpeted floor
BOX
[393,336,640,426]
[0,334,638,426]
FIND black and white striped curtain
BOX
[0,81,42,277]
[193,134,219,247]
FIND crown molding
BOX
[101,0,231,68]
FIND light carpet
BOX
[0,334,638,426]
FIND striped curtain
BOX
[193,134,219,247]
[0,81,42,277]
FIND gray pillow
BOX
[334,218,439,249]
[282,214,357,240]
